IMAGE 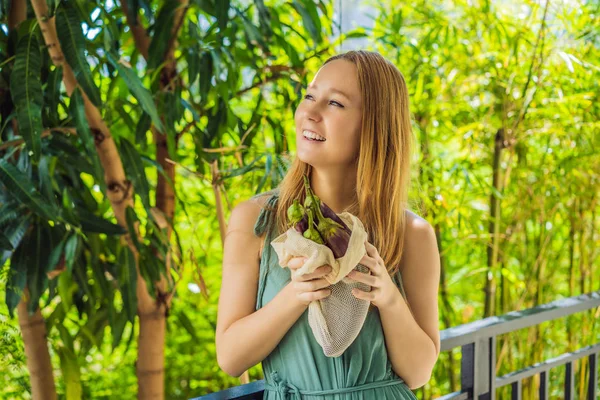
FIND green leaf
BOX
[176,309,199,341]
[57,346,82,400]
[5,240,28,317]
[63,233,79,273]
[69,87,105,187]
[187,47,200,86]
[10,31,43,163]
[215,0,230,33]
[119,246,137,323]
[147,1,180,70]
[135,112,151,147]
[291,0,322,45]
[106,52,165,133]
[0,231,13,250]
[221,153,264,180]
[0,159,57,220]
[256,153,272,194]
[26,222,52,314]
[38,156,59,210]
[119,138,151,210]
[77,208,126,235]
[46,66,63,125]
[46,234,66,276]
[125,206,142,252]
[254,0,273,36]
[55,2,102,106]
[0,217,30,269]
[198,51,213,102]
[111,311,128,349]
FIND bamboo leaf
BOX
[27,222,52,313]
[147,1,180,70]
[135,112,151,147]
[256,153,272,194]
[291,0,322,45]
[119,138,151,210]
[55,2,102,106]
[0,217,30,269]
[77,208,126,235]
[119,246,137,323]
[46,66,63,125]
[176,309,199,341]
[0,159,57,220]
[215,0,230,33]
[69,87,105,187]
[57,346,82,400]
[111,311,128,349]
[106,52,165,133]
[63,233,79,273]
[5,240,28,317]
[198,51,213,102]
[10,31,43,163]
[125,206,142,252]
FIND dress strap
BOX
[252,189,280,310]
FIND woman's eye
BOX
[329,101,344,108]
[304,94,314,100]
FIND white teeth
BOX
[303,130,326,141]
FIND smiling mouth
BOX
[302,130,326,141]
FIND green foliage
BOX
[0,0,597,399]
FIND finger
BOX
[287,257,307,270]
[295,265,331,282]
[358,256,379,274]
[347,270,378,286]
[352,288,375,301]
[299,288,332,303]
[294,278,332,293]
[365,241,378,258]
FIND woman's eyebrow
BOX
[307,83,351,100]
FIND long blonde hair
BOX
[274,50,414,276]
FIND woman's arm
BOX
[379,214,441,389]
[215,199,332,377]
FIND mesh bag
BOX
[270,212,371,357]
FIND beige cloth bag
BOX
[271,212,371,357]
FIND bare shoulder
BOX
[404,209,434,235]
[226,194,273,261]
[400,210,438,271]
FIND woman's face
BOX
[294,59,363,168]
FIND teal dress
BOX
[252,190,418,400]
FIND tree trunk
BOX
[29,1,168,398]
[17,291,57,400]
[9,2,57,398]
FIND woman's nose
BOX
[305,104,322,122]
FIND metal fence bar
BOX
[190,380,265,400]
[539,370,548,400]
[437,391,470,400]
[510,380,521,400]
[565,361,575,400]
[495,343,600,387]
[588,352,598,400]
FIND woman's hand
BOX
[346,240,401,310]
[286,257,333,306]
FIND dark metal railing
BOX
[191,291,600,400]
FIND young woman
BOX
[216,50,441,399]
